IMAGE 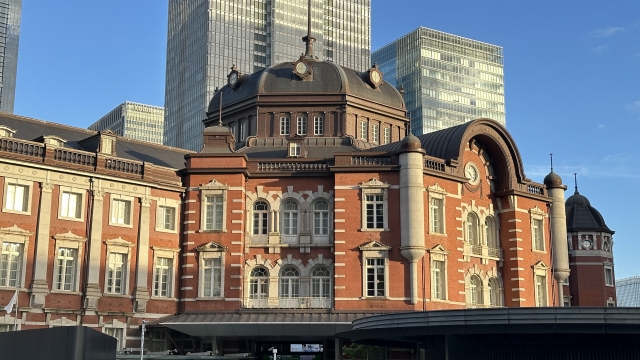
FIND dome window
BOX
[0,125,16,138]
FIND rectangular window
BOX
[366,258,385,297]
[297,117,307,135]
[203,258,222,297]
[314,116,324,135]
[154,258,172,297]
[0,242,22,287]
[6,184,28,212]
[0,324,13,332]
[432,260,445,300]
[104,328,124,350]
[532,218,544,251]
[360,120,368,140]
[106,253,126,294]
[383,127,390,144]
[55,248,77,291]
[204,195,224,230]
[535,274,547,307]
[111,199,132,225]
[159,206,176,231]
[605,267,614,286]
[372,124,379,143]
[280,117,290,135]
[60,192,82,219]
[429,198,444,234]
[365,194,384,229]
[239,122,246,140]
[289,143,301,157]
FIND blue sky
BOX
[14,1,640,279]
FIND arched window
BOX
[279,265,300,298]
[252,201,269,235]
[470,275,483,306]
[282,200,298,235]
[467,213,479,246]
[313,200,330,235]
[488,277,501,307]
[311,266,331,298]
[249,267,269,299]
[485,216,498,248]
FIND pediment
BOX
[427,183,446,193]
[0,225,33,237]
[53,231,87,242]
[200,179,229,189]
[359,240,391,251]
[103,237,135,248]
[359,178,389,188]
[196,241,228,252]
[532,260,550,269]
[428,244,449,254]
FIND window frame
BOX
[103,320,127,351]
[58,187,85,222]
[2,179,32,215]
[155,196,180,233]
[296,116,307,135]
[0,225,31,289]
[151,246,179,299]
[469,275,483,306]
[52,232,86,293]
[533,261,550,307]
[313,116,324,135]
[604,265,614,287]
[251,200,270,242]
[383,127,390,144]
[109,194,134,228]
[312,199,331,236]
[359,179,390,232]
[530,207,547,252]
[429,245,448,301]
[310,265,331,298]
[281,199,299,236]
[427,185,447,235]
[372,123,379,143]
[360,119,368,140]
[104,237,135,296]
[198,180,228,233]
[197,241,227,299]
[249,266,269,299]
[280,116,290,135]
[359,241,390,299]
[289,142,301,157]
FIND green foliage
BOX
[342,343,384,360]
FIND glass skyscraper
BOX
[164,0,371,151]
[616,275,640,307]
[88,101,165,145]
[0,0,21,113]
[372,27,504,135]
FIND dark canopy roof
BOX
[566,190,613,233]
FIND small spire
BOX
[218,91,223,127]
[302,0,316,58]
[574,173,579,194]
[550,153,553,172]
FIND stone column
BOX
[84,188,105,312]
[31,181,54,308]
[134,196,152,313]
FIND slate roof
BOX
[565,190,613,233]
[0,112,193,169]
[237,136,364,159]
[207,60,405,115]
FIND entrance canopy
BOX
[157,312,379,337]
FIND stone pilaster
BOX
[134,196,152,313]
[84,188,105,312]
[31,181,54,308]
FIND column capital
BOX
[41,182,54,192]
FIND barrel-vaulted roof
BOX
[206,60,405,116]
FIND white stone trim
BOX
[196,241,227,299]
[0,225,32,289]
[56,186,86,222]
[2,178,33,215]
[108,193,135,228]
[155,197,180,233]
[359,241,390,298]
[52,232,87,292]
[151,246,180,299]
[359,178,390,231]
[103,237,135,295]
[199,179,229,232]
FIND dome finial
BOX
[574,173,579,195]
[302,0,316,59]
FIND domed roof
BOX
[206,60,405,116]
[543,171,563,188]
[565,189,613,233]
[398,133,422,152]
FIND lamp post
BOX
[140,319,149,360]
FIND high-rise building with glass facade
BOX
[88,101,165,145]
[164,0,371,151]
[616,276,640,307]
[372,27,504,135]
[0,0,22,113]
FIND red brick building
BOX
[0,40,614,357]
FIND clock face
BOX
[295,62,308,74]
[465,163,480,185]
[229,72,238,85]
[371,70,381,84]
[582,239,592,249]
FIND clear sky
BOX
[14,0,640,279]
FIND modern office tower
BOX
[88,101,165,145]
[164,0,371,151]
[372,27,505,135]
[0,0,22,113]
[616,276,640,307]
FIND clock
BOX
[581,239,592,250]
[295,62,308,74]
[464,162,480,185]
[229,72,238,86]
[368,64,383,88]
[292,57,312,79]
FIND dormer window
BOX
[289,142,301,157]
[99,132,117,155]
[42,136,66,147]
[0,126,16,138]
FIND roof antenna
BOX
[574,173,578,194]
[302,0,316,58]
[550,153,553,172]
[218,91,223,127]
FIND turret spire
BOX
[302,0,316,58]
[574,173,579,195]
[550,153,554,172]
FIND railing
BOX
[466,303,499,309]
[351,156,391,166]
[281,234,298,244]
[243,297,332,309]
[469,244,483,256]
[487,247,502,259]
[257,162,327,172]
[424,158,445,172]
[54,148,96,167]
[527,184,545,196]
[250,235,268,245]
[105,158,143,175]
[0,138,44,158]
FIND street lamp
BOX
[140,319,149,360]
